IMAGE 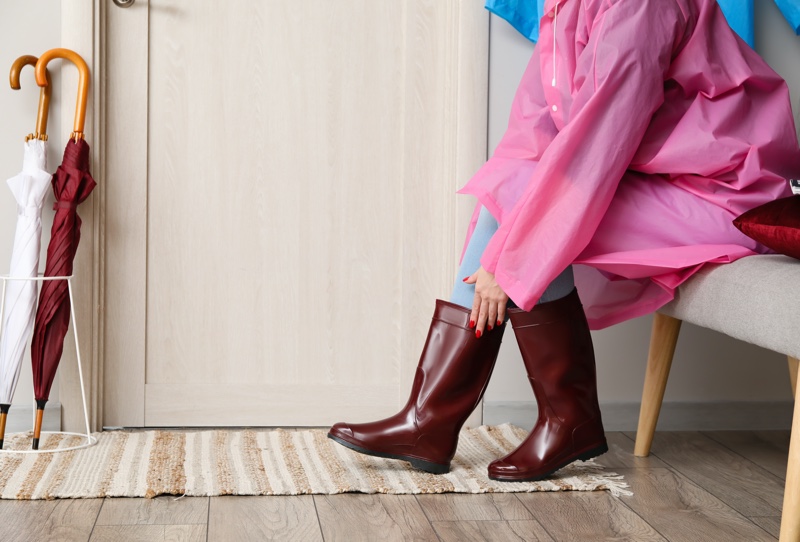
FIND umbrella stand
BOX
[0,274,96,454]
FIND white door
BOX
[101,0,488,427]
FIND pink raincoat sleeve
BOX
[481,0,688,311]
[459,47,557,265]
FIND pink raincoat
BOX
[458,0,800,329]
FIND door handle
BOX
[112,0,135,7]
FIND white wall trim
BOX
[5,403,62,434]
[484,401,794,432]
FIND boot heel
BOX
[577,442,609,461]
[409,457,450,475]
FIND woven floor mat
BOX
[0,424,630,499]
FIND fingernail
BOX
[469,320,475,328]
[497,320,503,327]
[462,277,469,282]
[476,330,482,339]
[487,325,493,331]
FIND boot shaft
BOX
[412,299,506,431]
[507,289,601,423]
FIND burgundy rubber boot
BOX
[488,289,607,482]
[328,299,506,474]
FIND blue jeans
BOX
[450,206,574,316]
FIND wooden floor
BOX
[0,430,789,541]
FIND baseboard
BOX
[483,401,794,432]
[4,402,61,434]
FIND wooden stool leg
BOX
[634,313,682,457]
[780,357,800,542]
[788,356,798,397]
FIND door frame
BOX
[63,0,489,431]
[58,0,105,432]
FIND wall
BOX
[2,1,798,432]
[482,0,800,430]
[0,1,63,430]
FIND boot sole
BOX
[488,442,609,482]
[327,433,450,475]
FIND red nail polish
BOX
[488,325,493,331]
[476,330,482,339]
[497,320,503,327]
[469,320,475,328]
[462,277,469,282]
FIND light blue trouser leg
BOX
[450,205,574,315]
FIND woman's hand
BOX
[463,266,509,338]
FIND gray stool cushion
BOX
[658,254,800,359]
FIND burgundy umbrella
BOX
[30,49,94,449]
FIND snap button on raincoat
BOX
[458,0,800,329]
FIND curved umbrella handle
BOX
[35,48,90,142]
[10,55,52,141]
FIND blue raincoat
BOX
[485,0,800,46]
[775,0,800,33]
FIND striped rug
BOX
[0,424,630,499]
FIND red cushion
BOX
[733,196,800,260]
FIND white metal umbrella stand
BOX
[0,274,96,454]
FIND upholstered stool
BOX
[633,254,800,541]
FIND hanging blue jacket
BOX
[484,0,800,47]
[485,0,545,42]
[717,0,754,46]
[775,0,800,33]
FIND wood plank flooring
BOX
[0,430,787,541]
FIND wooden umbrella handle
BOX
[10,55,52,140]
[35,48,90,141]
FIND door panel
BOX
[103,0,488,427]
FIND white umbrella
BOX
[0,57,52,448]
[0,140,51,447]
